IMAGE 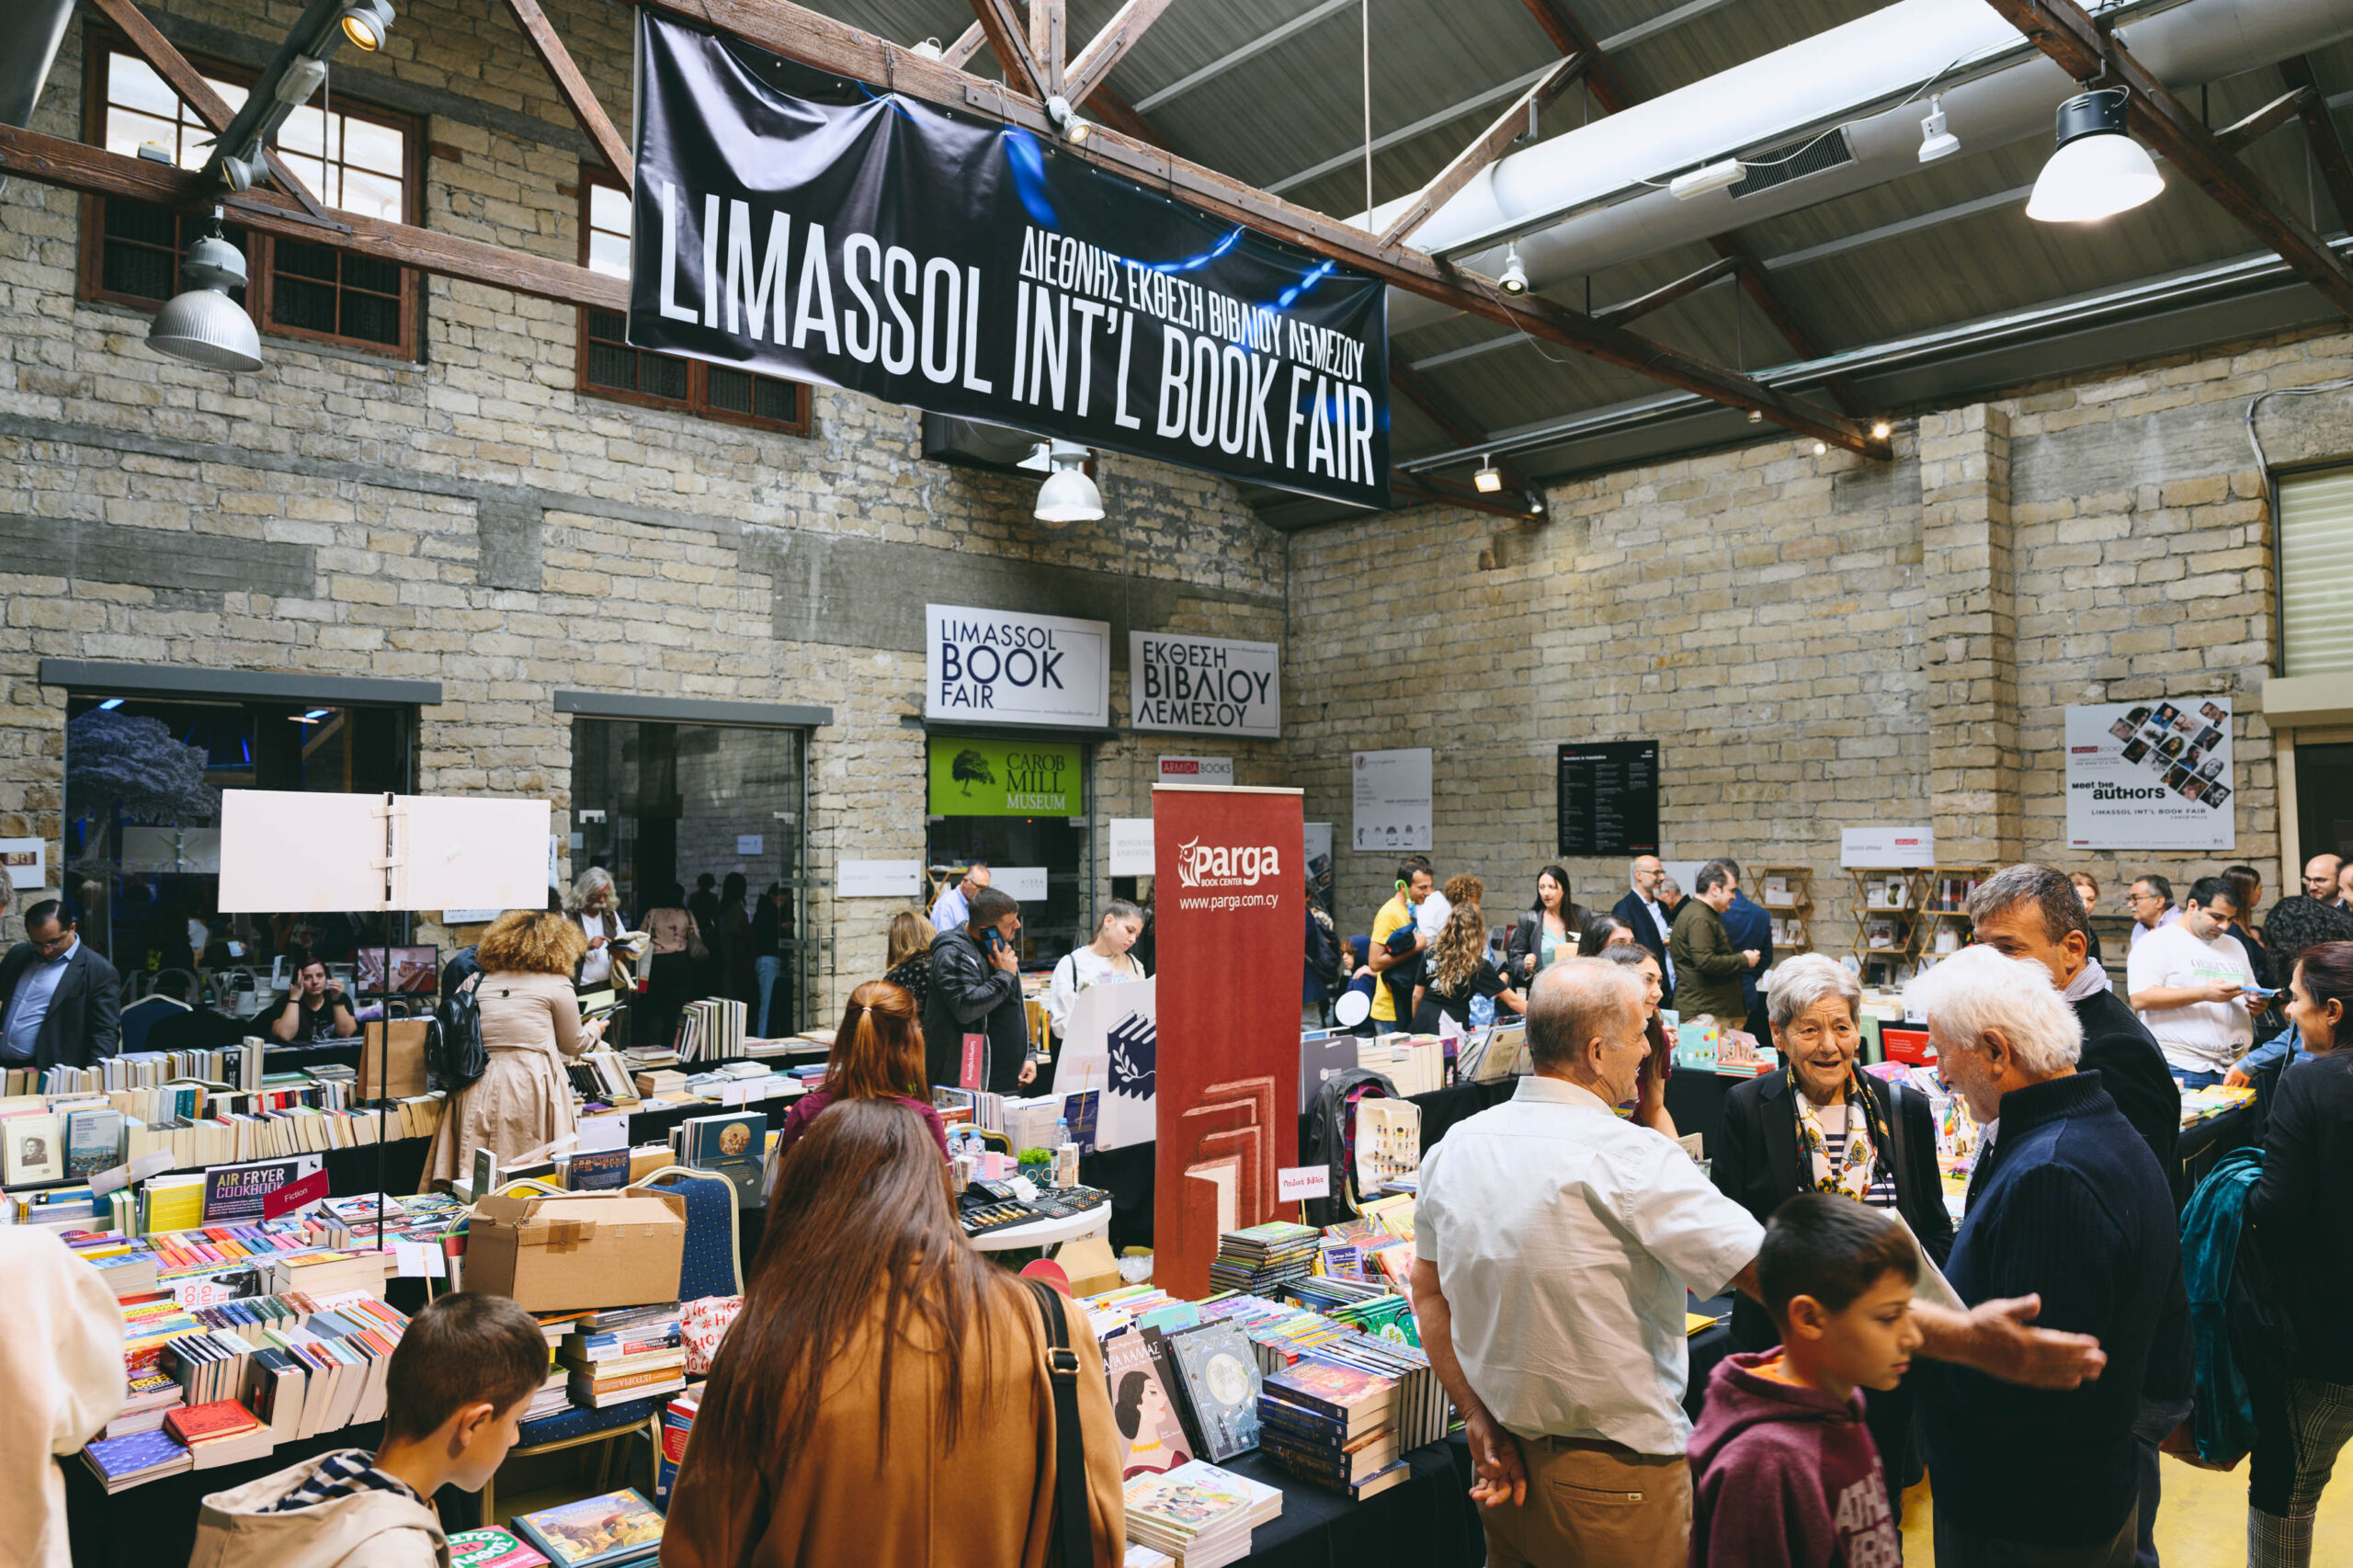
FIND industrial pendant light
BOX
[2027,88,2162,223]
[1033,443,1104,523]
[149,220,261,370]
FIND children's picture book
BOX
[1103,1329,1194,1481]
[511,1489,665,1568]
[1169,1323,1263,1461]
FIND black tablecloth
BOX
[65,1425,389,1568]
[1231,1434,1484,1567]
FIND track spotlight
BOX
[335,0,394,52]
[1871,420,1892,439]
[1918,96,1959,163]
[1045,95,1091,144]
[1497,244,1529,295]
[1746,408,1763,425]
[2028,88,2162,223]
[1473,456,1503,494]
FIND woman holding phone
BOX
[1599,944,1675,1135]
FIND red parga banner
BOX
[1151,784,1304,1298]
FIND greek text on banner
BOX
[1130,631,1280,738]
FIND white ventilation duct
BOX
[1370,0,2353,337]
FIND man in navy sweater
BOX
[1716,858,1775,1040]
[1906,945,2180,1568]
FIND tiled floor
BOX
[1901,1463,2353,1564]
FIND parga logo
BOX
[1176,838,1282,889]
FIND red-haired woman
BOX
[773,980,950,1160]
[664,1098,1125,1567]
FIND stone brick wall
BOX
[1286,324,2353,961]
[0,1,1288,1019]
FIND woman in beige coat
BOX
[421,911,604,1187]
[664,1099,1125,1568]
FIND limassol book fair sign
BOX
[627,12,1390,509]
[2065,698,2235,851]
[926,604,1109,727]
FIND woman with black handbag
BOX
[664,1098,1125,1567]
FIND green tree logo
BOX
[951,748,995,796]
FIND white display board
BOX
[1156,756,1233,787]
[1129,631,1280,737]
[218,790,550,915]
[926,603,1109,727]
[1051,976,1156,1150]
[1352,748,1433,852]
[1839,825,1938,869]
[1107,818,1155,877]
[836,859,922,898]
[2065,697,2234,850]
[993,866,1050,901]
[1,837,48,890]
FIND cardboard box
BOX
[463,1187,687,1311]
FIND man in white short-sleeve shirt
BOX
[1411,959,2115,1568]
[2126,874,2268,1085]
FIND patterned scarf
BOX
[1790,1062,1894,1204]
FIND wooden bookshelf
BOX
[1918,866,1990,967]
[1756,866,1814,955]
[1849,868,1927,983]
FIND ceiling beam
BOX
[1064,0,1174,110]
[631,0,1884,456]
[2213,85,2313,157]
[1388,469,1539,518]
[1592,254,1741,328]
[1028,0,1064,97]
[1376,54,1585,247]
[0,119,628,310]
[940,22,986,71]
[967,0,1050,101]
[1513,0,1863,414]
[1982,0,2353,318]
[80,0,326,213]
[1132,0,1355,114]
[500,0,632,187]
[2279,54,2353,235]
[1082,85,1171,151]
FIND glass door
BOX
[570,719,810,1043]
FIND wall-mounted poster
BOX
[2066,698,2234,850]
[1351,749,1431,853]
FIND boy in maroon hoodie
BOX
[1688,1195,1926,1568]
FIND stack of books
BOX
[164,1397,274,1470]
[1207,1221,1319,1296]
[675,999,746,1063]
[103,1371,188,1438]
[562,1304,686,1410]
[1257,1361,1409,1500]
[80,1428,194,1493]
[1121,1460,1262,1568]
[511,1488,665,1567]
[654,1386,702,1508]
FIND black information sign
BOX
[1556,741,1660,858]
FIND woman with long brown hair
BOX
[420,910,604,1187]
[881,908,935,1012]
[1410,903,1523,1033]
[663,1099,1126,1568]
[773,980,949,1159]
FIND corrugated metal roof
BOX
[794,3,2353,523]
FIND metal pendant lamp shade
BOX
[149,233,262,370]
[2027,90,2164,223]
[1034,462,1105,524]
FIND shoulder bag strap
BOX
[1027,1278,1095,1567]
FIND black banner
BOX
[1556,741,1660,858]
[628,14,1389,509]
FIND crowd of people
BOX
[9,846,2353,1568]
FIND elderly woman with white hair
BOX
[1904,944,2182,1568]
[567,866,628,992]
[1710,953,1952,1508]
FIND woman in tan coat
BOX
[663,1099,1125,1568]
[421,910,604,1187]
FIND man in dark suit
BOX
[1967,863,2188,1568]
[1608,854,1676,993]
[0,900,122,1072]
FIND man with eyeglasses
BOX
[2125,877,2179,954]
[2300,852,2347,910]
[0,900,121,1072]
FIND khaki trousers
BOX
[1480,1437,1691,1568]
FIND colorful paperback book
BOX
[566,1147,630,1190]
[81,1427,192,1488]
[1121,1460,1257,1545]
[1262,1360,1393,1435]
[511,1488,666,1568]
[201,1157,324,1224]
[1104,1330,1195,1481]
[447,1528,551,1568]
[1170,1324,1263,1461]
[64,1106,124,1177]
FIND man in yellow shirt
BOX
[1365,858,1434,1027]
